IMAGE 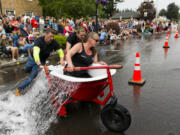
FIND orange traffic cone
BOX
[163,36,169,48]
[175,30,179,38]
[167,28,170,35]
[128,52,145,85]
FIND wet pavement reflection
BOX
[1,33,180,135]
[132,85,141,112]
[164,48,169,60]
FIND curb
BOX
[0,53,58,69]
[0,58,27,69]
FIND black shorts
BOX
[4,49,11,54]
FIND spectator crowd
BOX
[0,12,179,63]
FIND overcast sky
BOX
[117,0,180,12]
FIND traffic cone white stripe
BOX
[136,58,140,64]
[135,55,141,70]
[134,66,141,70]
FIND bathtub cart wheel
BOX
[101,104,131,132]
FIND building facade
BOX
[1,0,42,16]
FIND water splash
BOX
[0,70,73,135]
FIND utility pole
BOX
[0,0,2,16]
[95,2,99,32]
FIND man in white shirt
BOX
[39,16,45,33]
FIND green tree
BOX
[137,1,156,21]
[39,0,100,19]
[39,0,125,19]
[159,9,167,17]
[166,3,179,21]
[103,0,123,18]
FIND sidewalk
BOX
[0,58,27,69]
[0,52,58,69]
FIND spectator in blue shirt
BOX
[99,29,107,45]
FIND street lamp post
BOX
[95,2,99,32]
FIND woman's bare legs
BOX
[11,47,19,60]
[15,47,19,59]
[11,47,16,60]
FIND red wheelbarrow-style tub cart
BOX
[44,64,131,133]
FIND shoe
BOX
[12,59,16,62]
[20,55,24,60]
[20,55,24,58]
[15,88,22,96]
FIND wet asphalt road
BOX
[1,33,180,135]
